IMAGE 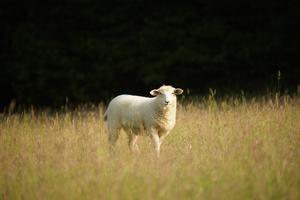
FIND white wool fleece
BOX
[104,85,183,156]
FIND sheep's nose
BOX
[165,100,169,104]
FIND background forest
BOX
[1,0,299,108]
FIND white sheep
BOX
[104,85,183,156]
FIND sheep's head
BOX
[150,85,183,106]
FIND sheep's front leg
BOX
[149,128,161,157]
[159,131,169,146]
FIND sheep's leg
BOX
[128,133,140,154]
[159,131,169,145]
[134,142,140,154]
[149,129,161,157]
[108,128,120,155]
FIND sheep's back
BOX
[106,95,153,126]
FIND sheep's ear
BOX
[150,89,160,96]
[174,88,183,95]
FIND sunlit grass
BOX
[1,96,300,200]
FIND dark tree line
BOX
[1,0,299,109]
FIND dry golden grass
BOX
[0,97,300,200]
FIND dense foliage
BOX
[1,0,299,107]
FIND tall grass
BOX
[1,96,300,200]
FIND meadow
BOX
[1,95,300,200]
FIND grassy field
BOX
[1,96,300,200]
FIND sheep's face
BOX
[150,85,183,106]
